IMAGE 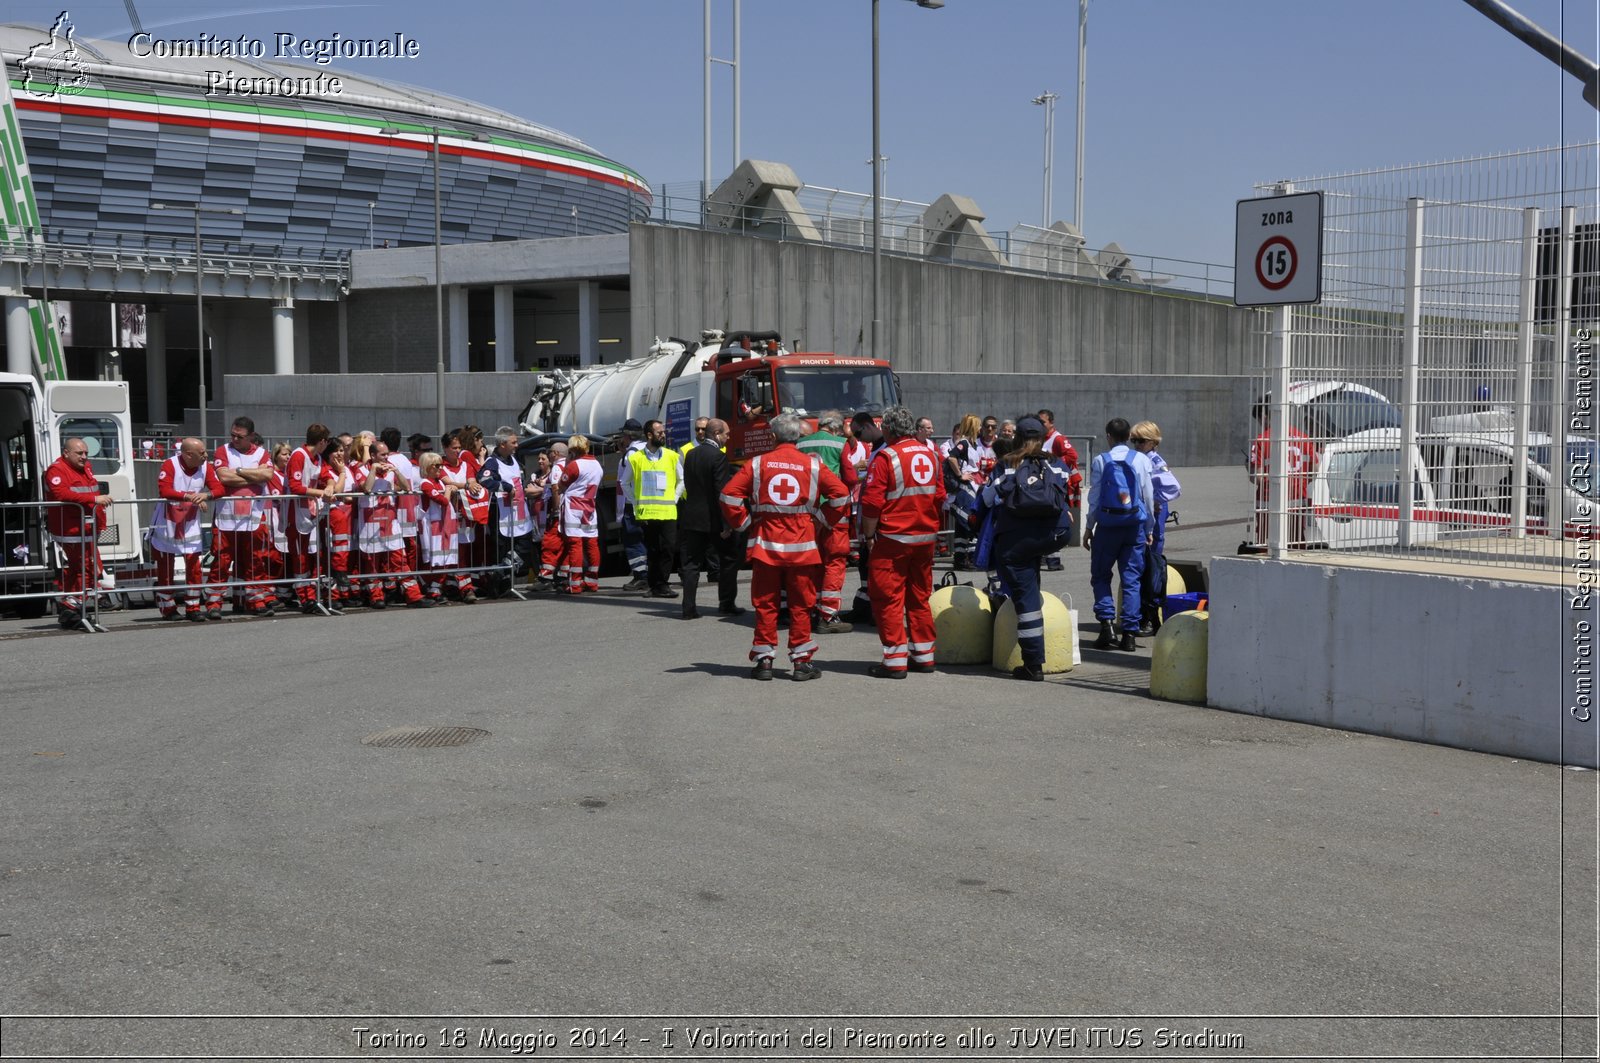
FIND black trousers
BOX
[640,519,678,592]
[680,527,741,613]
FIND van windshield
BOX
[59,417,123,475]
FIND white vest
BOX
[213,443,269,533]
[149,458,208,555]
[420,481,460,564]
[358,471,403,553]
[484,454,533,537]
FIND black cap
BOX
[622,418,644,432]
[1015,416,1045,440]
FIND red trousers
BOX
[867,540,936,672]
[562,536,599,592]
[156,550,204,616]
[539,525,566,579]
[750,561,821,663]
[284,523,320,604]
[207,527,270,610]
[55,541,99,613]
[816,523,850,620]
[356,547,422,603]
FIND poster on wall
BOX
[116,303,146,348]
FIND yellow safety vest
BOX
[630,447,681,520]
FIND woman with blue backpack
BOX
[968,415,1074,681]
[1082,418,1156,652]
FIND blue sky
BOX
[30,0,1600,269]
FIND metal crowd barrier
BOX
[0,489,530,633]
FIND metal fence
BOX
[1251,142,1600,576]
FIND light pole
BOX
[367,201,376,249]
[151,202,243,441]
[1075,0,1088,233]
[872,0,942,360]
[1031,91,1059,227]
[381,124,485,437]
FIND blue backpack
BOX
[1094,452,1145,527]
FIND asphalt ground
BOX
[0,469,1594,1060]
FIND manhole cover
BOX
[360,725,491,749]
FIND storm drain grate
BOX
[360,725,491,749]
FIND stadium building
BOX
[2,16,651,422]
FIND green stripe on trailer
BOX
[27,301,66,381]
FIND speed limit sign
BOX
[1235,191,1322,306]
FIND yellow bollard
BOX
[1150,609,1209,703]
[992,592,1076,674]
[1166,565,1186,596]
[930,583,995,664]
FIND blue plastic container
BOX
[1162,592,1209,621]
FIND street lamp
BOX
[151,202,243,441]
[1031,92,1059,227]
[871,0,941,360]
[380,124,486,437]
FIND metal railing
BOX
[649,180,1233,301]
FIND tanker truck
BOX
[516,329,898,463]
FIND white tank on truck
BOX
[518,329,899,463]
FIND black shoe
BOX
[188,612,207,622]
[751,660,774,681]
[301,601,319,615]
[369,597,388,610]
[907,661,936,674]
[528,578,554,594]
[649,587,679,598]
[868,664,907,680]
[408,596,436,608]
[1013,664,1045,682]
[792,660,822,682]
[1093,621,1115,650]
[1043,556,1064,572]
[1137,621,1159,638]
[622,577,649,592]
[815,617,853,634]
[206,607,223,622]
[681,609,701,620]
[1119,631,1138,652]
[718,604,746,617]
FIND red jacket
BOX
[859,437,946,546]
[43,457,105,540]
[719,443,849,566]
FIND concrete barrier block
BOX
[1150,609,1208,703]
[930,583,995,664]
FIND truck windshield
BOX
[773,367,897,417]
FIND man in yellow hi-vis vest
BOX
[628,419,685,598]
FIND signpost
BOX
[1236,188,1324,559]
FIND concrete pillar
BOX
[493,284,515,372]
[5,296,31,376]
[448,286,469,372]
[293,304,311,375]
[337,300,349,374]
[272,299,295,375]
[578,280,600,366]
[145,307,168,423]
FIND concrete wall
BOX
[1207,557,1594,767]
[629,224,1258,376]
[222,372,535,441]
[898,372,1257,467]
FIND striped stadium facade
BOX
[0,20,652,253]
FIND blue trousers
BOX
[621,506,648,577]
[1090,523,1145,632]
[995,529,1066,668]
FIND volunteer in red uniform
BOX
[439,430,488,590]
[151,437,226,621]
[208,416,274,617]
[1248,404,1319,545]
[416,451,473,602]
[284,423,337,613]
[557,436,604,594]
[43,437,111,629]
[356,437,429,608]
[531,441,570,591]
[719,413,850,682]
[1037,409,1082,571]
[859,405,946,678]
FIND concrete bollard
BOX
[1150,609,1209,703]
[930,583,995,664]
[1166,565,1187,596]
[992,592,1076,674]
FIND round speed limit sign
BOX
[1255,236,1297,291]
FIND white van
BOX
[0,373,136,616]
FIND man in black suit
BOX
[677,418,744,620]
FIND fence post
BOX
[1399,198,1425,549]
[1268,302,1292,558]
[1512,207,1540,538]
[1556,206,1576,538]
